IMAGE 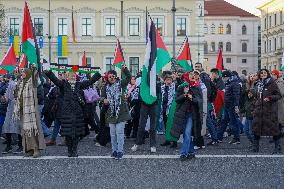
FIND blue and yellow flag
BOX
[58,35,68,57]
[9,35,20,57]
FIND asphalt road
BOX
[0,133,283,189]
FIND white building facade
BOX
[204,0,260,75]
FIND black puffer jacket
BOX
[171,83,203,138]
[224,77,241,108]
[45,71,101,138]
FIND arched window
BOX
[242,42,247,52]
[218,24,224,34]
[226,24,231,34]
[204,42,208,54]
[242,25,247,35]
[218,41,223,49]
[226,42,231,52]
[204,24,208,34]
[211,24,216,34]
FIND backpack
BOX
[83,87,100,103]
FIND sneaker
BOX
[229,139,240,145]
[207,140,218,146]
[131,144,139,152]
[2,146,12,154]
[170,142,178,148]
[187,154,196,160]
[150,147,157,153]
[217,140,223,143]
[111,151,117,159]
[13,147,23,154]
[115,152,123,160]
[95,142,102,147]
[194,146,200,150]
[201,146,206,149]
[160,141,171,146]
[180,155,187,161]
[46,140,56,146]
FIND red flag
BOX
[0,46,18,73]
[19,54,27,68]
[216,48,223,71]
[113,38,125,68]
[72,6,76,43]
[82,51,86,67]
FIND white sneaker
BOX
[131,144,139,152]
[95,142,102,147]
[194,146,200,150]
[150,147,157,153]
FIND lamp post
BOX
[48,0,51,64]
[172,0,176,58]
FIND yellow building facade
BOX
[1,0,204,74]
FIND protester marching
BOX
[0,1,284,161]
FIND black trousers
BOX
[6,133,22,148]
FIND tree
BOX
[0,3,8,43]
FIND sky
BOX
[225,0,269,16]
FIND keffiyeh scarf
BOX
[161,83,175,115]
[106,81,122,118]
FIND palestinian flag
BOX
[140,19,171,104]
[22,1,38,67]
[0,45,18,73]
[82,51,86,67]
[281,51,284,72]
[165,98,178,142]
[113,38,125,69]
[176,37,193,72]
[19,54,27,68]
[213,48,225,119]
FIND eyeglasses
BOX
[108,75,115,79]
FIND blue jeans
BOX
[244,118,253,141]
[38,105,50,137]
[109,122,126,153]
[51,119,61,141]
[180,113,195,156]
[207,110,218,141]
[0,115,5,135]
[218,107,240,140]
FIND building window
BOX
[58,57,68,65]
[211,24,216,34]
[153,17,164,36]
[105,57,115,71]
[210,42,215,52]
[129,18,139,36]
[9,18,19,36]
[204,24,208,34]
[176,17,187,36]
[34,18,43,36]
[264,41,267,53]
[218,42,223,50]
[280,37,283,49]
[226,58,231,63]
[242,25,247,35]
[226,42,231,52]
[274,14,277,26]
[269,16,272,28]
[82,18,92,36]
[86,57,92,67]
[274,38,277,51]
[218,24,224,34]
[280,11,283,24]
[242,43,247,52]
[269,40,272,52]
[105,18,116,36]
[204,42,208,54]
[242,59,247,64]
[129,57,139,76]
[264,18,267,30]
[226,24,231,34]
[58,18,68,36]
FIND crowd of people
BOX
[0,63,283,160]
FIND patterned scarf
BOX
[106,81,122,118]
[256,78,270,99]
[161,83,175,115]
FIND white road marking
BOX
[0,154,283,160]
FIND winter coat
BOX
[0,82,8,96]
[275,78,284,124]
[45,71,101,138]
[243,90,256,119]
[224,77,241,108]
[42,86,58,123]
[170,83,203,139]
[0,96,8,115]
[101,68,131,124]
[252,78,282,136]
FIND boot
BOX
[160,141,171,146]
[170,141,178,148]
[66,138,72,157]
[272,139,281,154]
[72,138,79,157]
[33,147,40,158]
[252,139,259,153]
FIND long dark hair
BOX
[258,69,271,80]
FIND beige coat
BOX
[276,78,284,124]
